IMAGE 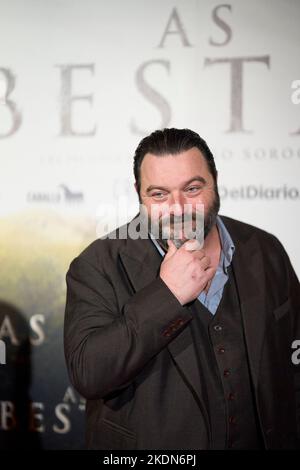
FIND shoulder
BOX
[219,214,293,273]
[220,214,283,247]
[68,219,131,272]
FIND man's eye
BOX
[152,192,165,198]
[186,186,201,193]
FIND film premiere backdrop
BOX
[0,0,299,450]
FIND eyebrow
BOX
[146,176,207,193]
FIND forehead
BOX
[140,147,211,185]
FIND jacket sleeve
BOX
[64,254,193,400]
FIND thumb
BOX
[164,239,177,258]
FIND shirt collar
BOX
[215,215,235,270]
[149,231,166,257]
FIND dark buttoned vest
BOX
[189,263,265,449]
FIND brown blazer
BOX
[64,214,300,449]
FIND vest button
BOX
[213,324,222,332]
[229,416,237,425]
[224,369,230,377]
[218,347,225,354]
[228,392,235,401]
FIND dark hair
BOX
[133,128,217,195]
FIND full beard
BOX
[148,185,220,252]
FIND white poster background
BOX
[0,0,299,273]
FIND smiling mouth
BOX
[161,221,199,239]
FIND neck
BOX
[203,222,221,259]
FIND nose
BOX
[169,192,186,216]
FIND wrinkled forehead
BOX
[140,148,212,189]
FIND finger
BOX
[184,239,203,252]
[199,256,211,270]
[190,255,210,270]
[204,266,216,280]
[164,239,177,258]
[189,248,207,260]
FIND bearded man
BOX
[64,128,300,450]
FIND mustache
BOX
[159,212,200,225]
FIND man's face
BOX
[137,147,220,250]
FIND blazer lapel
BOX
[119,236,162,292]
[222,216,267,390]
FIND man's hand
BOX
[159,239,215,306]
